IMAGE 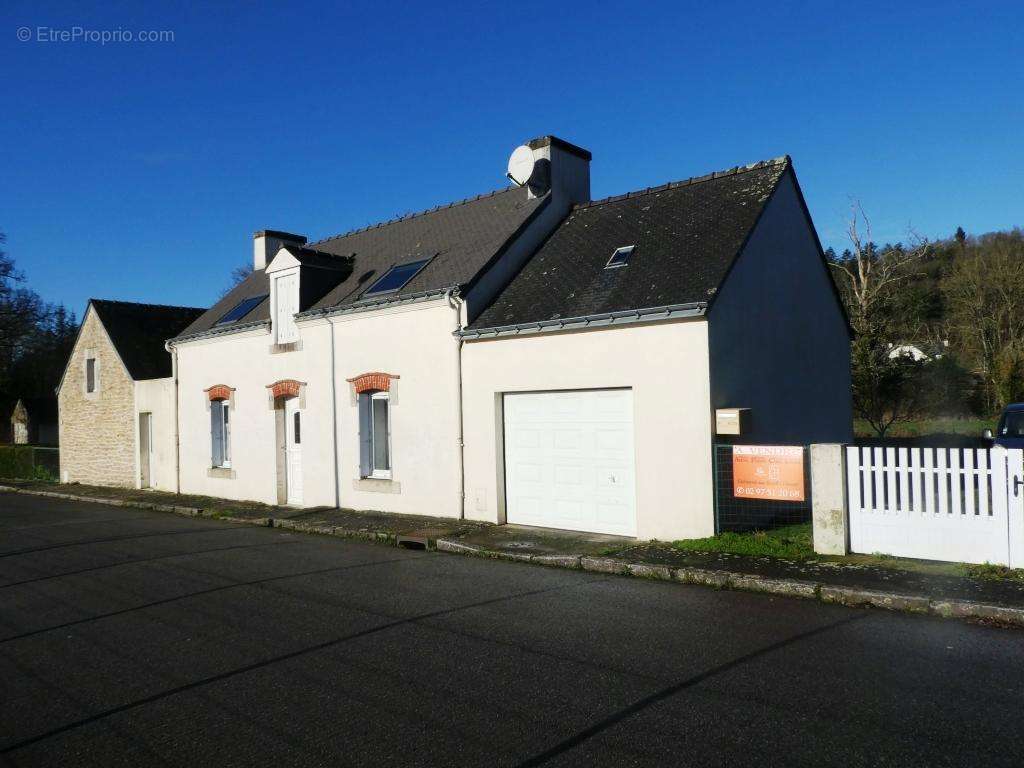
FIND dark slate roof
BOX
[307,185,544,311]
[468,157,791,331]
[91,300,205,380]
[175,184,545,340]
[174,246,350,339]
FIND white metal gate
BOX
[846,445,1024,567]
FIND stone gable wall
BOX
[58,310,136,486]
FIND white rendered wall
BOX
[461,320,715,541]
[134,377,177,492]
[328,298,463,518]
[174,323,338,507]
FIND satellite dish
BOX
[507,145,536,186]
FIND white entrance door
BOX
[139,412,153,489]
[285,397,303,505]
[503,390,637,536]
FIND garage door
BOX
[503,389,636,536]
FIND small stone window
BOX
[86,358,97,392]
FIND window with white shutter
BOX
[273,272,299,344]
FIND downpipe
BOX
[447,288,466,520]
[164,340,181,494]
[327,315,341,509]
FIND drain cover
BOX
[396,527,450,550]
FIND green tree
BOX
[942,230,1024,411]
[0,232,47,394]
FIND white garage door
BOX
[503,389,636,536]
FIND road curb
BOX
[432,538,1024,627]
[0,484,204,518]
[5,484,1024,628]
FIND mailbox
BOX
[715,408,750,436]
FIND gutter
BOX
[457,302,708,340]
[171,318,270,345]
[446,288,466,520]
[296,287,455,322]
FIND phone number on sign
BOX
[734,486,803,499]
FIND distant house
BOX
[10,397,58,446]
[888,341,947,362]
[57,300,204,488]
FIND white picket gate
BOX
[845,445,1024,567]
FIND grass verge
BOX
[672,523,814,559]
[853,418,994,439]
[960,562,1024,582]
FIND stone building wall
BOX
[58,309,136,486]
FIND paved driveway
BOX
[2,491,1023,767]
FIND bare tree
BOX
[829,202,929,338]
[829,203,931,436]
[220,263,253,297]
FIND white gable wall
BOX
[707,170,853,444]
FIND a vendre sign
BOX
[732,445,805,502]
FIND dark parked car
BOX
[986,403,1024,448]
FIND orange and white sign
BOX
[732,445,805,502]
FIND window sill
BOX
[353,477,401,494]
[207,466,236,479]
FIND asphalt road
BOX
[2,493,1023,767]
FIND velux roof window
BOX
[216,294,268,325]
[605,245,635,269]
[364,258,431,297]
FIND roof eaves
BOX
[460,302,708,339]
[170,318,270,345]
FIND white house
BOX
[153,137,848,540]
[169,137,590,517]
[459,157,852,540]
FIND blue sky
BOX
[2,0,1022,315]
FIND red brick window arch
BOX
[347,372,399,394]
[267,379,303,399]
[205,384,233,402]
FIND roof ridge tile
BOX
[91,298,205,312]
[573,155,790,212]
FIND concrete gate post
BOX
[810,443,848,556]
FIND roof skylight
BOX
[215,294,267,325]
[364,257,431,296]
[605,245,635,269]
